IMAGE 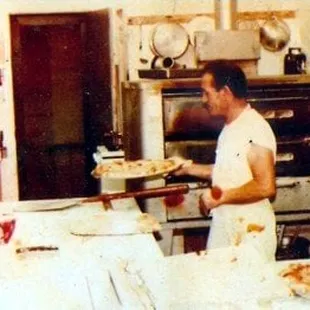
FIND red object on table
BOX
[0,217,16,244]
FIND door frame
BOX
[1,13,90,201]
[0,12,19,201]
[0,8,121,201]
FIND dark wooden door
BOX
[10,14,111,200]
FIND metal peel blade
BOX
[13,200,83,212]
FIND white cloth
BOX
[207,105,277,262]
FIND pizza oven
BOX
[122,76,310,227]
[163,83,310,177]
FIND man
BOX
[174,60,277,262]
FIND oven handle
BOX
[278,136,310,146]
[248,96,310,103]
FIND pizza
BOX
[279,263,310,298]
[92,157,191,179]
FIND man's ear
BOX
[222,85,233,97]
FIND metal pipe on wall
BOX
[215,0,237,30]
[230,0,238,30]
[214,0,222,30]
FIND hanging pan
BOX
[260,15,291,52]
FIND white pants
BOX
[207,200,277,262]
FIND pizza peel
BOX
[13,183,212,212]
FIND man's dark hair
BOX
[201,60,248,98]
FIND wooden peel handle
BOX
[83,184,190,203]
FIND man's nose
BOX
[202,96,208,107]
[201,93,208,103]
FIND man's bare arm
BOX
[219,143,276,205]
[173,163,213,180]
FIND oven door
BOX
[162,88,223,140]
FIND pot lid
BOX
[150,23,189,59]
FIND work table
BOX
[0,198,163,309]
[0,197,310,309]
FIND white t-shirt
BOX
[207,105,277,261]
[212,105,276,189]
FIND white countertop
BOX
[0,198,163,309]
[129,249,310,309]
[0,198,310,309]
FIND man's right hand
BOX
[172,162,214,180]
[170,157,193,176]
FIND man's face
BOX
[201,73,227,116]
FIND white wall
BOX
[2,0,310,76]
[237,0,309,75]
